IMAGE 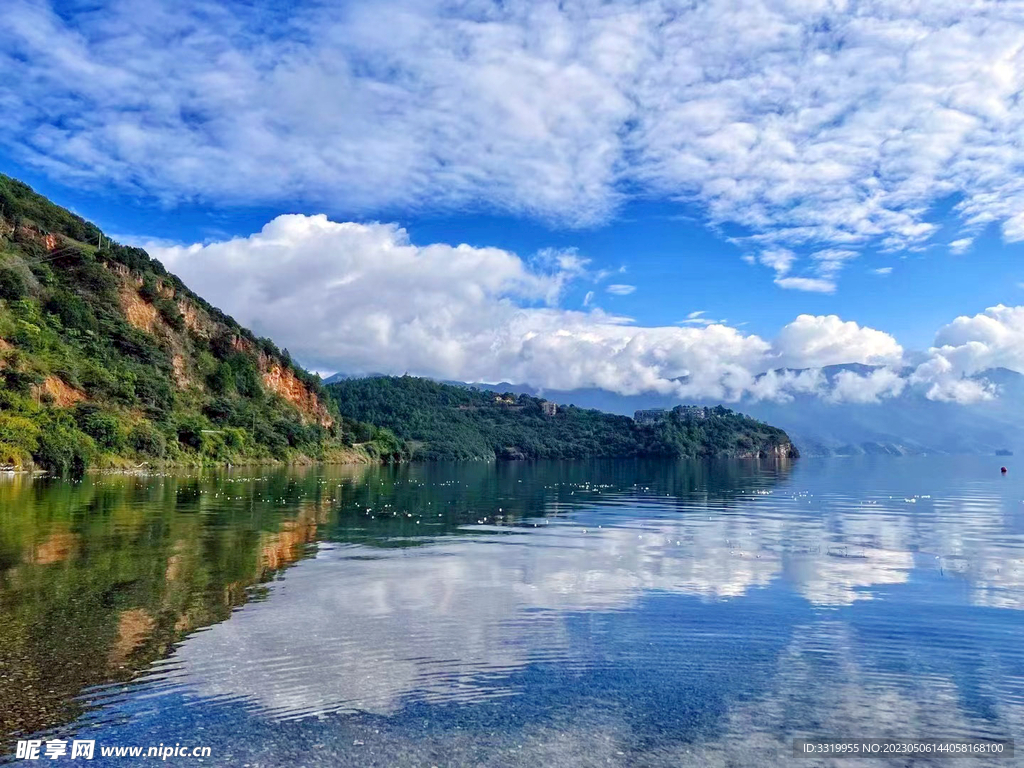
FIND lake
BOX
[2,457,1023,766]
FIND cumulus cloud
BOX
[872,267,894,276]
[5,0,1024,287]
[908,304,1024,403]
[771,315,903,370]
[150,215,907,402]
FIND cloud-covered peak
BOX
[910,304,1024,403]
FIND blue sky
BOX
[4,0,1024,404]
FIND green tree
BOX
[33,416,95,477]
[0,266,27,300]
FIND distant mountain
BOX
[0,174,404,473]
[327,376,798,461]
[323,372,354,384]
[457,365,1024,457]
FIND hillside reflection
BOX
[0,467,357,738]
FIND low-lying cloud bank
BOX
[151,215,1016,405]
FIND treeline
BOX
[327,376,797,461]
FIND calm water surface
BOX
[2,457,1023,766]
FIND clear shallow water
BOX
[2,457,1024,766]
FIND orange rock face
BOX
[261,360,334,427]
[34,376,86,407]
[119,285,159,333]
[178,300,207,335]
[14,225,59,252]
[171,354,190,389]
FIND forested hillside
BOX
[0,174,405,473]
[327,376,798,461]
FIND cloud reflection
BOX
[145,464,1024,723]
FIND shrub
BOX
[110,322,164,365]
[0,413,40,454]
[223,427,247,451]
[176,417,207,452]
[28,261,54,286]
[79,362,117,397]
[138,274,159,302]
[203,397,236,423]
[33,421,95,476]
[46,290,96,332]
[155,297,185,331]
[133,371,173,416]
[207,362,234,395]
[0,442,31,468]
[76,259,117,301]
[13,320,42,351]
[0,266,27,300]
[128,423,166,458]
[0,366,42,395]
[75,406,126,452]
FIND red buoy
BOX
[1001,467,1008,473]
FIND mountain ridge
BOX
[0,174,405,473]
[327,375,798,461]
[325,365,1024,457]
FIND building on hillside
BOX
[634,408,668,425]
[635,406,710,424]
[540,400,558,417]
[674,405,709,421]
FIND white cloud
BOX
[757,248,795,276]
[750,247,856,292]
[910,357,996,403]
[745,368,826,403]
[828,368,907,404]
[679,310,728,327]
[904,304,1024,402]
[771,315,904,370]
[812,249,858,279]
[949,237,974,255]
[872,267,893,276]
[6,0,1024,289]
[151,215,907,402]
[774,276,836,294]
[605,284,636,296]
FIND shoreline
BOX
[1,451,799,480]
